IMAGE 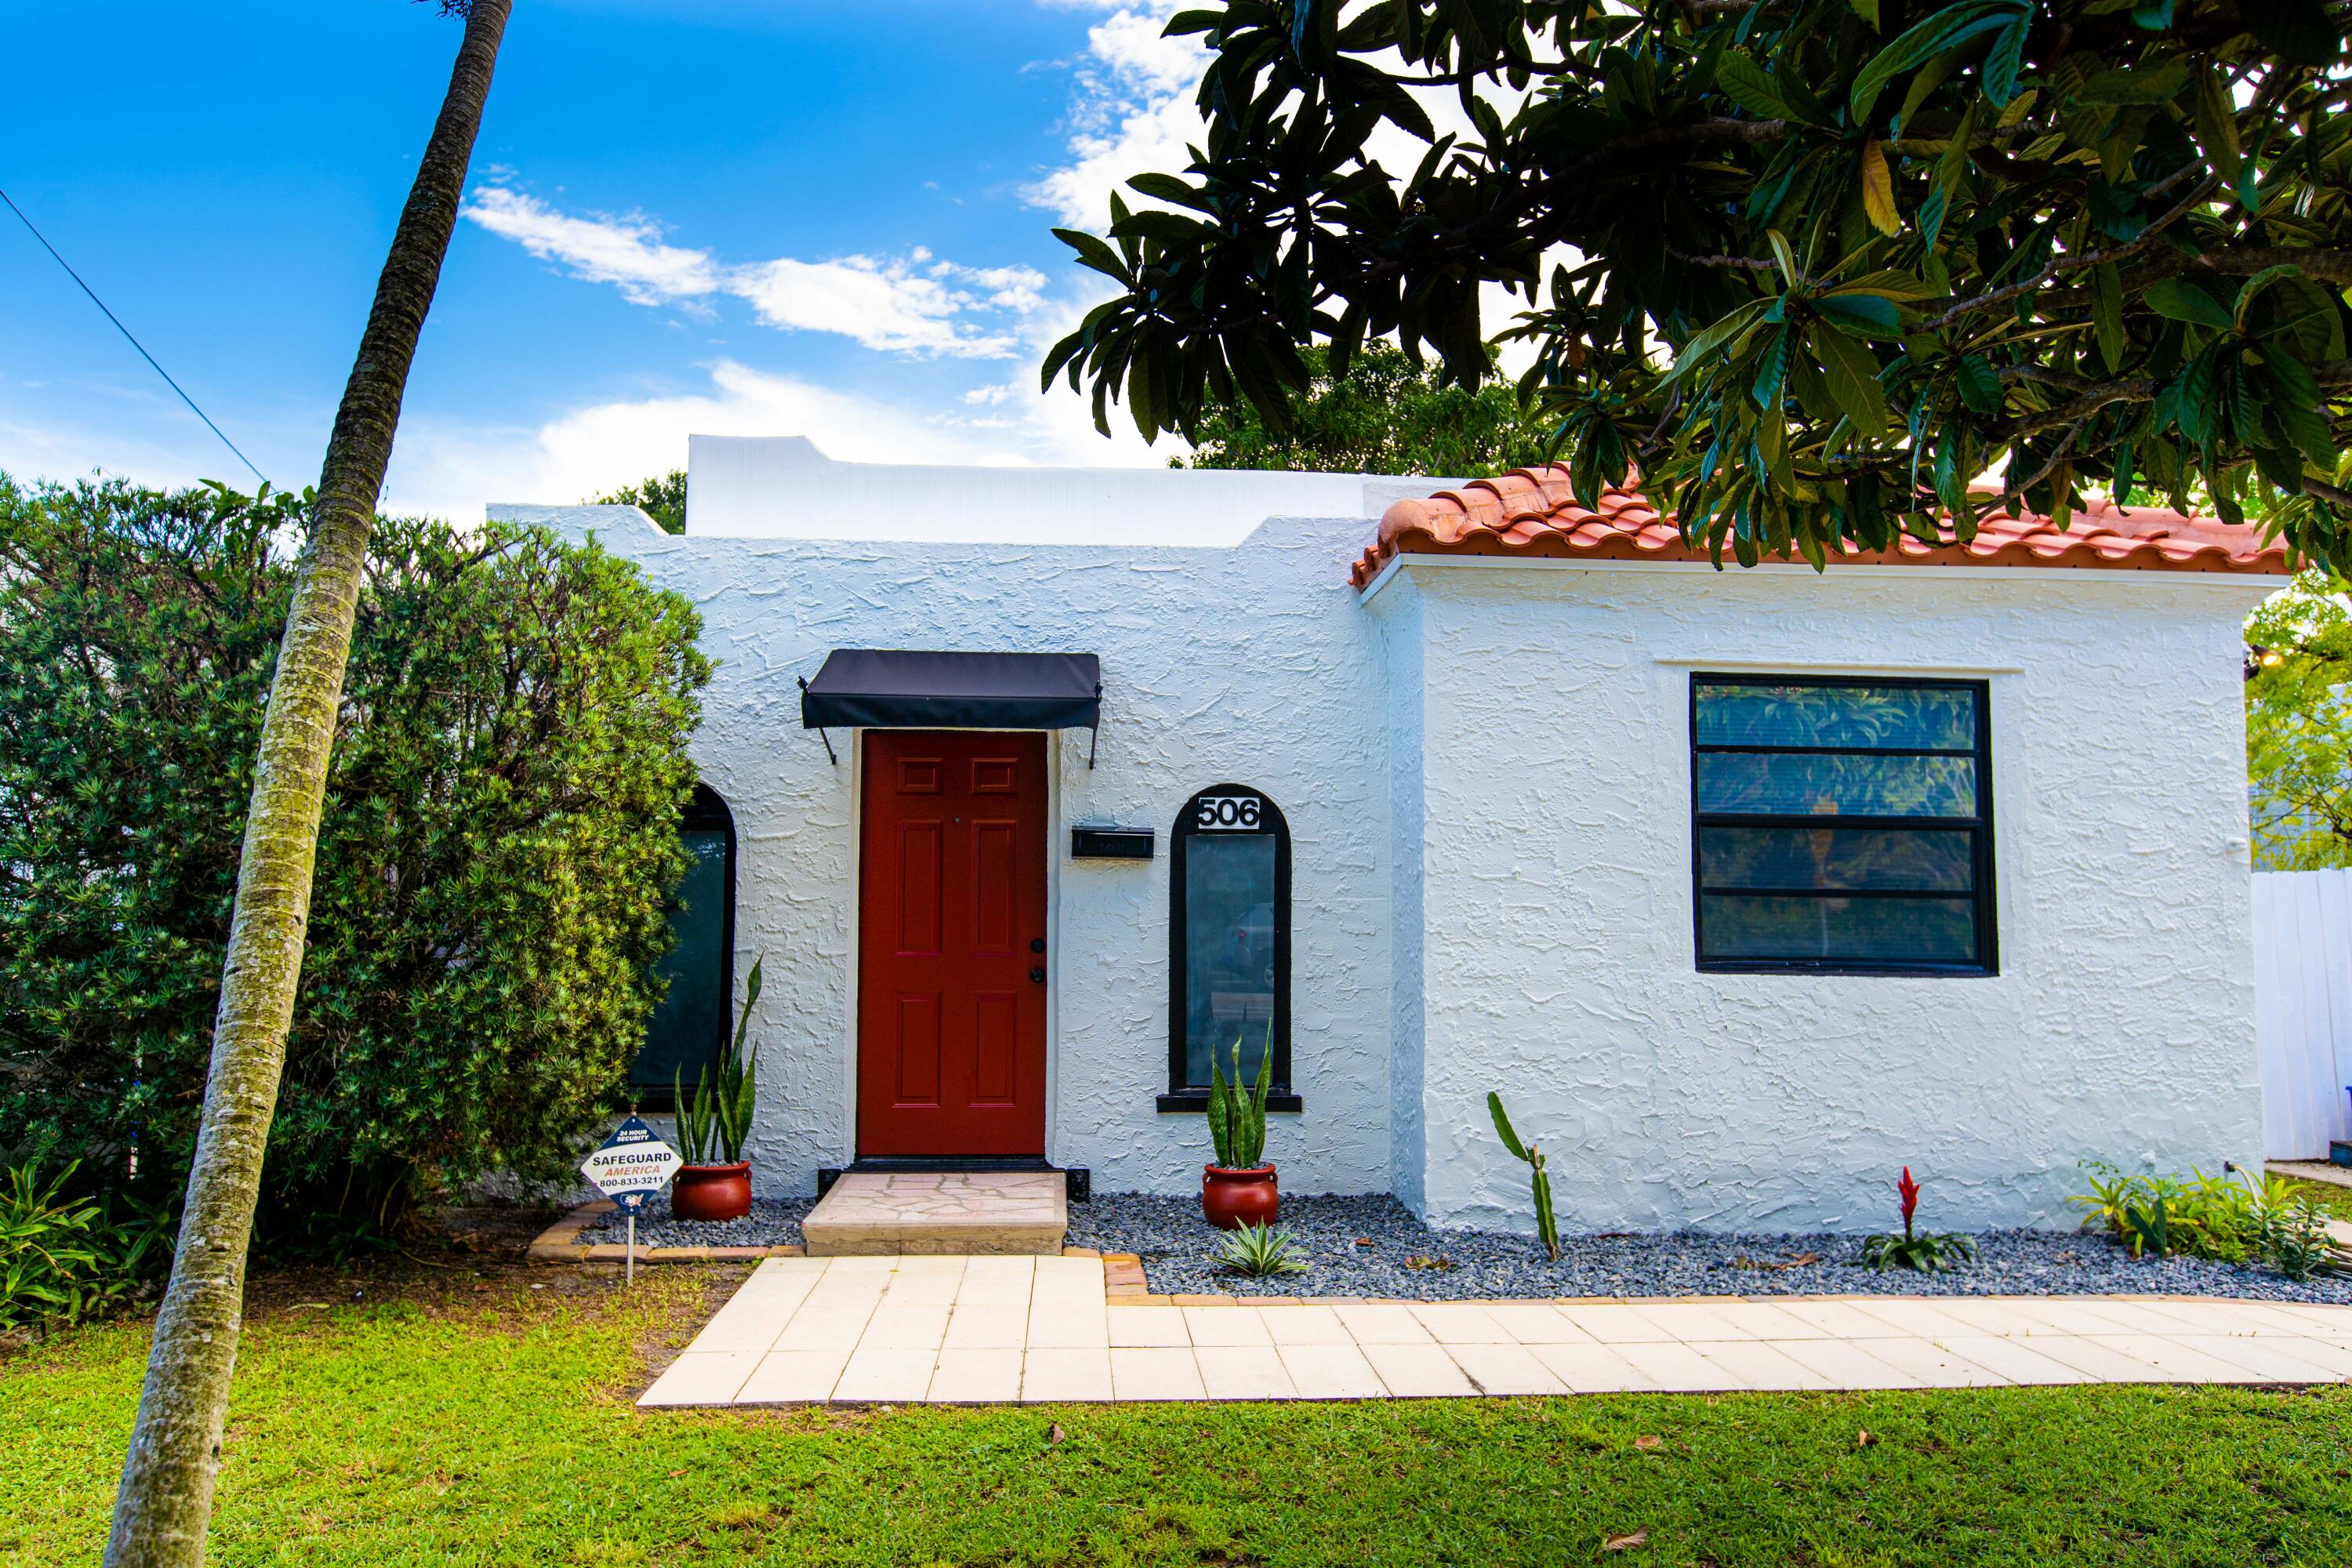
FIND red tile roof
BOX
[1352,467,2292,590]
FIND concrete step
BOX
[801,1170,1067,1256]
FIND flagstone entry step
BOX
[801,1170,1068,1256]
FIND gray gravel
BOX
[579,1193,813,1249]
[579,1187,2350,1305]
[1064,1192,2352,1304]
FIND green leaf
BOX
[1052,227,1131,285]
[1669,299,1771,381]
[1752,323,1795,408]
[1715,53,1793,121]
[1813,292,1903,336]
[2093,262,2125,372]
[2146,277,2233,330]
[2072,61,2189,106]
[1957,354,2002,416]
[1813,328,1890,438]
[1849,0,1880,27]
[1850,1,2029,124]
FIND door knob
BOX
[1029,967,1046,984]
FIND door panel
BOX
[858,731,1048,1156]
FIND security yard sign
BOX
[579,1115,681,1283]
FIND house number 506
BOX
[1196,796,1261,829]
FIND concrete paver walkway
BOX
[637,1256,2352,1407]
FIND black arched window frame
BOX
[1160,784,1300,1112]
[631,782,739,1109]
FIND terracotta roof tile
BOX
[1352,467,2292,590]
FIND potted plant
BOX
[670,959,761,1223]
[1201,1028,1278,1229]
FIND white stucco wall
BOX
[492,499,1396,1200]
[1374,557,2271,1233]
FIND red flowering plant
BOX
[1857,1167,1977,1274]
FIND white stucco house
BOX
[496,434,2288,1233]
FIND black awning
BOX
[798,649,1102,732]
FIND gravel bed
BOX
[1064,1192,2352,1304]
[578,1194,813,1250]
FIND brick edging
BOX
[524,1200,807,1265]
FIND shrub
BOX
[0,476,711,1233]
[0,1157,172,1333]
[2068,1162,2333,1273]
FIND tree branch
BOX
[1919,172,2218,332]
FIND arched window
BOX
[631,783,738,1104]
[1163,784,1298,1111]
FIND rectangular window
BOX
[1690,675,1996,975]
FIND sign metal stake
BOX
[579,1112,681,1290]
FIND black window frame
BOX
[1689,673,1998,978]
[1160,783,1301,1112]
[630,782,740,1109]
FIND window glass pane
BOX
[1700,893,1979,965]
[1698,826,1975,892]
[1695,682,1976,750]
[1182,833,1277,1089]
[630,827,728,1091]
[1695,752,1978,817]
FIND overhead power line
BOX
[0,183,274,490]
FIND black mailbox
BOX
[1071,826,1155,860]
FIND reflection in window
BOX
[630,784,737,1100]
[1171,786,1290,1095]
[1691,677,1995,974]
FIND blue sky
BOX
[5,2,1206,517]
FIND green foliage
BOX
[1487,1092,1560,1261]
[0,1160,171,1334]
[1206,1026,1273,1169]
[1047,2,2352,570]
[1211,1220,1308,1276]
[2245,570,2352,868]
[676,958,762,1165]
[0,475,712,1232]
[2064,1161,2336,1273]
[1857,1229,1978,1273]
[1180,343,1554,475]
[591,470,688,534]
[2251,1187,2340,1282]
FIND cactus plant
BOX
[1487,1093,1559,1261]
[1205,1025,1273,1170]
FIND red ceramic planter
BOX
[671,1161,752,1223]
[1202,1163,1279,1230]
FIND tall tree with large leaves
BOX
[1046,2,2352,569]
[104,3,512,1563]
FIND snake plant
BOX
[1205,1024,1273,1169]
[676,957,762,1165]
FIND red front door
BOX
[857,730,1048,1157]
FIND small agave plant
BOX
[1213,1221,1308,1278]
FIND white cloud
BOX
[459,187,722,306]
[460,186,1046,359]
[1029,5,1210,227]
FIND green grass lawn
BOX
[5,1265,2349,1567]
[2285,1175,2352,1223]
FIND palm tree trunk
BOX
[104,5,511,1563]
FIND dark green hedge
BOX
[0,477,711,1226]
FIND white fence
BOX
[2252,869,2352,1160]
